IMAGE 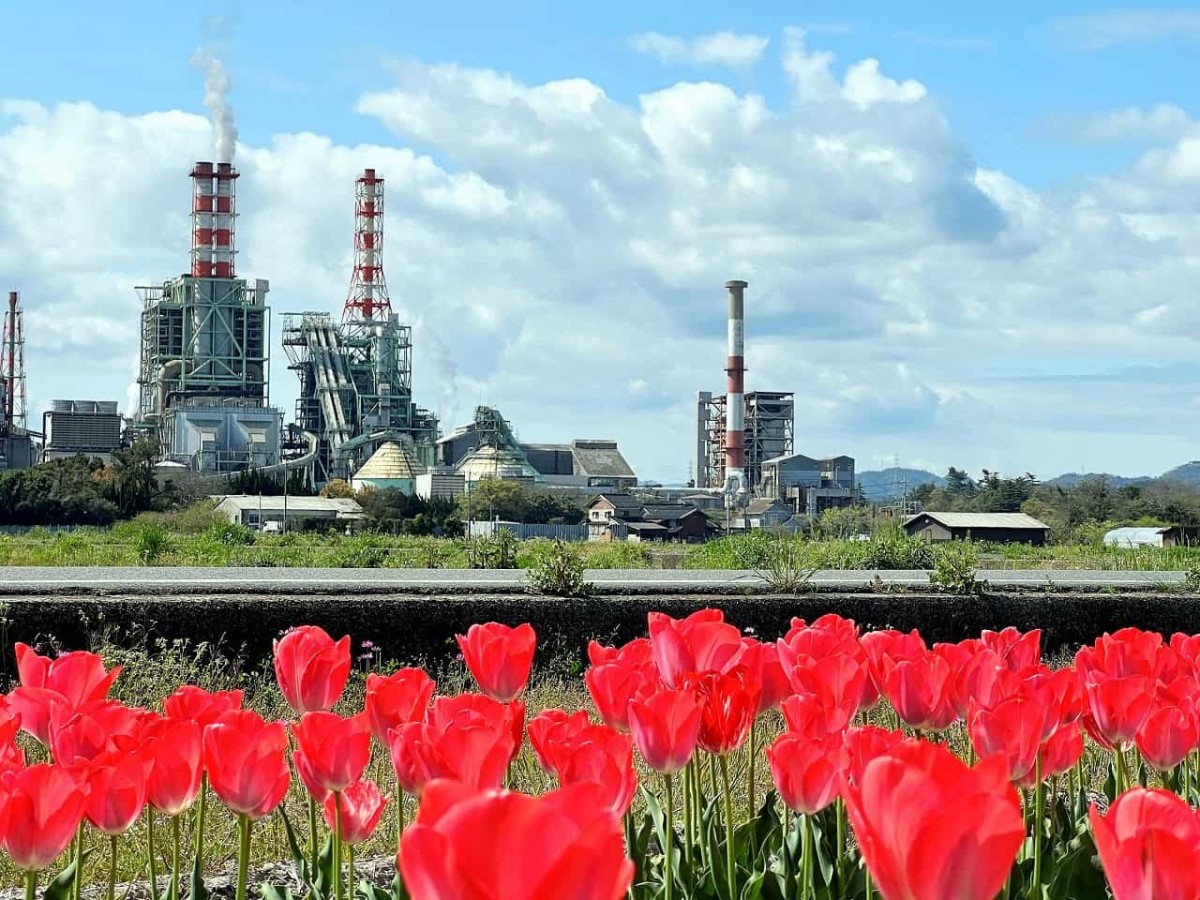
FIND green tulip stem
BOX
[682,760,694,878]
[748,724,757,817]
[72,821,85,900]
[24,870,36,900]
[663,774,674,900]
[170,814,182,900]
[864,866,873,900]
[718,754,736,900]
[1031,756,1044,898]
[106,834,118,900]
[333,791,344,900]
[147,808,159,900]
[235,815,251,900]
[1115,745,1131,797]
[781,807,791,894]
[800,813,812,900]
[836,797,847,895]
[308,792,319,875]
[194,776,208,873]
[348,844,356,900]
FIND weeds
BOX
[755,539,817,593]
[929,541,987,596]
[525,540,593,598]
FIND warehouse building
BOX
[904,512,1050,545]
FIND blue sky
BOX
[1,4,1199,482]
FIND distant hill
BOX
[1042,473,1153,489]
[1159,462,1200,487]
[857,467,944,502]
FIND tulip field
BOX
[1,613,1198,900]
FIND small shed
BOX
[212,495,365,531]
[904,512,1050,546]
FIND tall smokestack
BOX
[190,161,238,278]
[723,279,748,503]
[344,168,393,322]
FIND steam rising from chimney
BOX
[191,49,238,163]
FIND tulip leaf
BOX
[189,847,210,900]
[278,809,309,880]
[738,871,765,900]
[260,885,296,900]
[42,850,93,900]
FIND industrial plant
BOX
[0,291,33,471]
[282,169,439,484]
[133,161,281,473]
[696,280,856,520]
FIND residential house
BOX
[586,494,714,542]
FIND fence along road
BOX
[0,567,1187,595]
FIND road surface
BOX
[0,567,1187,594]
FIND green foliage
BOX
[133,521,170,565]
[457,478,585,525]
[226,468,316,497]
[929,540,986,595]
[359,489,461,537]
[163,501,227,533]
[525,540,592,597]
[466,529,519,569]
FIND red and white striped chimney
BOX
[723,279,748,501]
[190,161,238,278]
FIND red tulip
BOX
[1136,701,1200,772]
[528,709,592,773]
[391,694,516,795]
[9,647,122,747]
[1018,722,1084,790]
[786,652,867,732]
[456,622,537,702]
[682,666,761,756]
[202,709,290,820]
[365,668,435,745]
[292,711,372,794]
[648,610,744,686]
[273,625,351,715]
[766,731,845,815]
[843,739,1024,900]
[85,749,152,835]
[49,699,148,765]
[398,779,634,900]
[162,685,243,726]
[882,651,958,733]
[550,724,638,817]
[143,717,203,816]
[1091,788,1200,899]
[1,763,90,871]
[294,748,331,803]
[323,779,388,846]
[740,639,792,713]
[781,693,842,740]
[1084,675,1155,749]
[969,693,1050,783]
[387,722,428,797]
[588,637,652,669]
[14,644,121,708]
[980,627,1042,672]
[585,661,654,732]
[948,648,1019,718]
[628,688,703,774]
[843,725,906,787]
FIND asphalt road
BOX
[0,566,1187,594]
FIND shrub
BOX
[756,539,817,593]
[526,540,592,598]
[930,541,986,596]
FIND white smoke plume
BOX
[190,12,238,163]
[414,317,461,428]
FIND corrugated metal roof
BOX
[572,443,636,478]
[907,512,1049,530]
[215,496,363,514]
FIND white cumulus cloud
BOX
[2,30,1200,482]
[629,31,770,68]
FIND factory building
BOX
[759,452,857,517]
[134,162,282,473]
[437,405,637,490]
[42,400,123,463]
[0,290,34,471]
[696,390,795,496]
[350,441,420,494]
[283,170,439,484]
